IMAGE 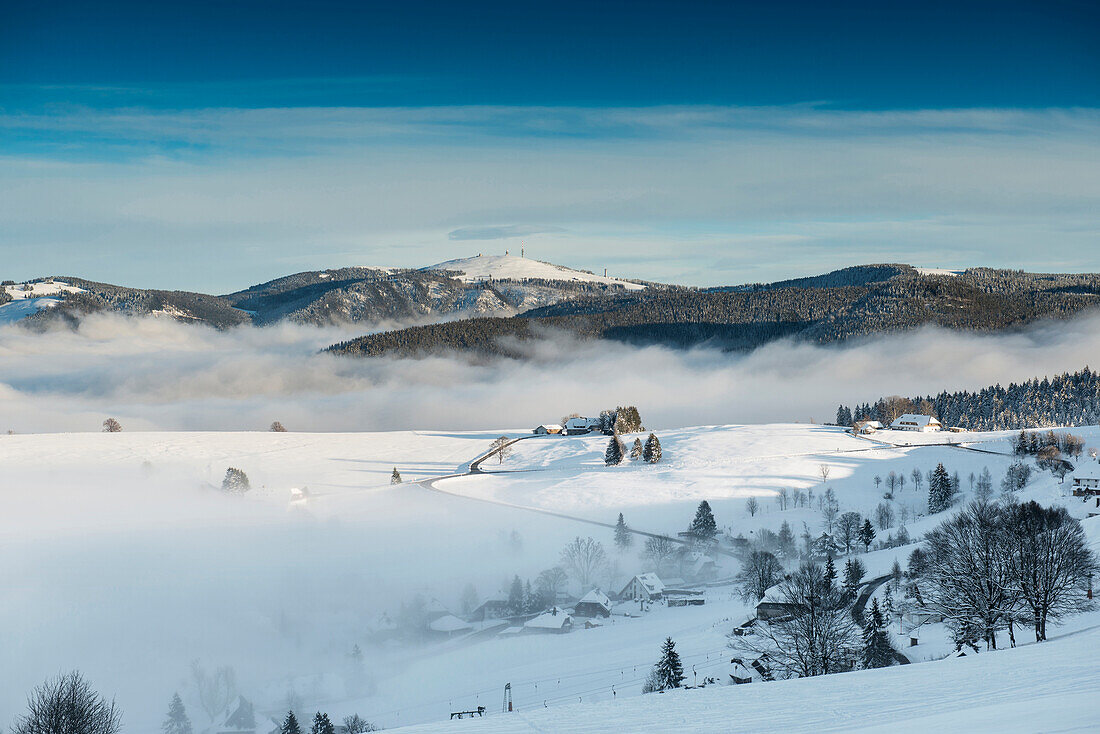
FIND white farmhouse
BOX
[890,414,943,432]
[619,573,665,602]
[1072,466,1100,510]
[564,416,600,435]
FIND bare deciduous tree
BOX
[560,536,608,587]
[191,661,236,721]
[102,418,122,433]
[819,465,831,483]
[270,421,287,432]
[489,436,512,464]
[13,671,121,734]
[643,535,677,573]
[735,550,783,602]
[746,497,760,517]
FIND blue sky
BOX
[2,1,1099,291]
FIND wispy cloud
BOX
[1,105,1098,289]
[448,224,566,240]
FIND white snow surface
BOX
[3,423,1100,732]
[423,254,645,290]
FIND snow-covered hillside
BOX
[0,280,84,324]
[392,606,1100,733]
[3,423,1098,732]
[424,254,645,290]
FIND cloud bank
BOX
[4,311,1100,435]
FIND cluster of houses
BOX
[533,416,600,435]
[855,413,960,435]
[401,564,718,645]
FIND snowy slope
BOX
[424,254,645,290]
[392,610,1100,733]
[3,424,1098,732]
[0,280,84,324]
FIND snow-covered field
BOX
[424,254,645,290]
[2,423,1098,732]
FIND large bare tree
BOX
[734,562,858,678]
[12,671,121,734]
[560,536,608,588]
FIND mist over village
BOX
[3,2,1100,733]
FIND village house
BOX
[563,416,600,435]
[573,589,612,618]
[853,419,883,435]
[428,614,473,637]
[468,598,513,622]
[889,414,943,432]
[204,696,278,734]
[680,552,718,582]
[533,424,563,435]
[728,655,771,684]
[1072,466,1100,515]
[523,607,573,634]
[755,584,799,622]
[1071,466,1100,496]
[618,573,665,602]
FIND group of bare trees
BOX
[11,671,120,734]
[915,500,1097,649]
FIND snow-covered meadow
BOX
[3,421,1099,731]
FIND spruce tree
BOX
[390,467,402,484]
[928,463,952,513]
[652,637,685,690]
[507,575,525,614]
[281,711,302,734]
[861,598,895,669]
[859,519,876,551]
[823,555,838,588]
[614,512,633,550]
[604,434,625,466]
[688,500,718,541]
[311,712,336,734]
[162,692,192,734]
[630,437,644,460]
[642,433,662,464]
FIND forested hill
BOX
[328,266,1100,358]
[838,368,1100,431]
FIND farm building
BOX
[1072,466,1100,497]
[533,424,563,435]
[853,420,883,435]
[889,414,943,432]
[755,584,799,622]
[619,573,665,602]
[205,696,277,734]
[468,598,513,622]
[563,416,600,435]
[728,655,771,684]
[680,552,718,582]
[523,608,573,634]
[573,589,612,618]
[429,614,473,637]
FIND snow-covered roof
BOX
[632,573,665,595]
[1073,466,1100,481]
[759,583,787,604]
[429,614,473,633]
[890,414,942,428]
[565,416,598,429]
[577,589,611,608]
[524,608,573,629]
[536,424,563,431]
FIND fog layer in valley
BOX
[3,312,1100,730]
[3,312,1100,434]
